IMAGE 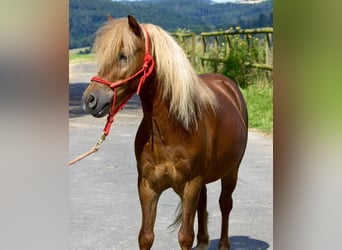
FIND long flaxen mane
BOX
[93,18,218,130]
[144,23,218,129]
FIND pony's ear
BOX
[107,13,114,21]
[128,15,142,37]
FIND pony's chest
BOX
[136,118,205,191]
[139,153,192,193]
[138,130,197,192]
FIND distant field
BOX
[69,47,95,63]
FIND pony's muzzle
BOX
[82,90,112,118]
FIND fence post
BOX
[266,33,273,67]
[191,32,195,65]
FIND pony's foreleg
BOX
[218,169,239,250]
[178,177,203,250]
[138,177,159,250]
[196,185,209,250]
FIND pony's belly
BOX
[202,130,247,184]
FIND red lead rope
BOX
[69,26,154,166]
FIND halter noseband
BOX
[90,25,155,136]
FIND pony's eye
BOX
[118,53,127,61]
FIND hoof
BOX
[219,238,230,250]
[196,243,209,250]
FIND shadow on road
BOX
[69,83,88,118]
[192,236,270,250]
[69,82,142,118]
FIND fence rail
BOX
[172,27,273,72]
[171,32,196,65]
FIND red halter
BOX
[91,25,155,136]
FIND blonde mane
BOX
[92,18,217,130]
[144,23,217,129]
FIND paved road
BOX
[69,62,273,249]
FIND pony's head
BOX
[82,15,150,118]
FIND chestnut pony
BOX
[82,15,248,250]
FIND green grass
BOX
[241,81,273,134]
[69,47,95,63]
[69,53,95,63]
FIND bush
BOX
[220,32,269,88]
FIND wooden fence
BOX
[172,27,273,72]
[171,32,196,65]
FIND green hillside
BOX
[69,0,273,49]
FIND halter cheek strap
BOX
[68,25,154,166]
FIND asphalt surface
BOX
[69,62,273,249]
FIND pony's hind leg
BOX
[196,185,209,250]
[218,168,239,250]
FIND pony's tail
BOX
[168,200,183,231]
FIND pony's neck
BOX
[139,78,172,126]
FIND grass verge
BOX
[241,82,273,134]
